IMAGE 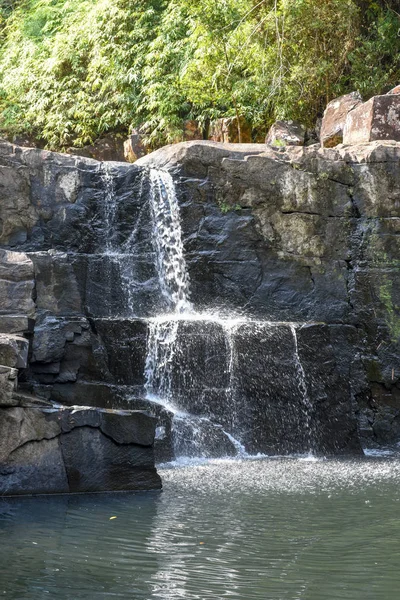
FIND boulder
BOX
[265,120,306,147]
[209,116,252,143]
[0,334,29,369]
[0,405,161,495]
[387,85,400,95]
[343,95,400,145]
[67,135,126,162]
[320,91,363,147]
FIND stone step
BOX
[0,404,161,495]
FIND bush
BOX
[0,0,398,149]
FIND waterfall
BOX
[290,324,314,455]
[141,168,317,460]
[144,169,247,459]
[102,163,118,254]
[148,169,192,313]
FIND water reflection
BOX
[1,457,400,599]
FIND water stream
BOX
[143,168,314,460]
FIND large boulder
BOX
[343,95,400,145]
[265,120,306,147]
[209,117,252,143]
[0,406,161,495]
[320,91,363,147]
[388,85,400,95]
[67,135,126,162]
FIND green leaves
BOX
[0,0,398,149]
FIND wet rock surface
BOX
[138,140,400,449]
[1,138,400,479]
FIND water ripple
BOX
[1,457,400,599]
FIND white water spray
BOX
[148,169,192,313]
[144,169,247,458]
[290,324,314,455]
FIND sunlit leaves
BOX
[0,0,398,149]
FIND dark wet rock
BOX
[173,417,237,458]
[0,406,161,495]
[1,137,400,462]
[138,140,400,449]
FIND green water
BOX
[1,456,400,599]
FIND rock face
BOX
[320,91,363,147]
[343,95,400,145]
[265,120,306,147]
[2,137,400,471]
[124,129,148,163]
[138,140,400,449]
[0,141,164,493]
[0,406,161,495]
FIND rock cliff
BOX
[137,140,400,447]
[1,138,399,490]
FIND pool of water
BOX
[1,456,400,599]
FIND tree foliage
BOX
[0,0,399,149]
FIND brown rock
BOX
[124,129,148,163]
[182,120,202,142]
[321,91,363,147]
[265,120,306,147]
[387,85,400,95]
[343,95,400,145]
[67,135,126,162]
[209,117,252,143]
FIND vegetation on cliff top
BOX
[0,0,399,150]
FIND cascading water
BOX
[141,168,317,460]
[144,169,248,459]
[290,324,314,455]
[148,169,192,313]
